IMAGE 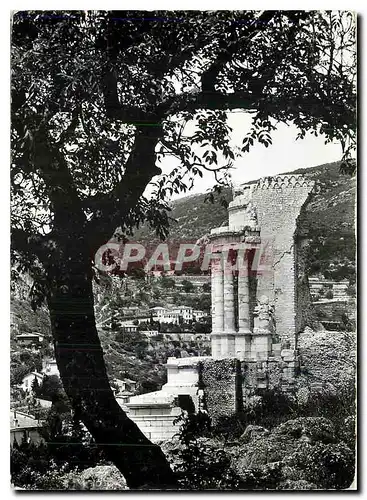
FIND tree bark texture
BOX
[46,237,177,489]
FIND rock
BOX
[273,417,335,443]
[239,425,270,444]
[232,434,301,469]
[61,465,128,490]
[278,479,318,490]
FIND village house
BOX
[193,309,209,321]
[42,358,60,377]
[20,358,60,393]
[150,305,206,325]
[20,371,43,393]
[308,277,349,300]
[112,378,138,393]
[111,378,138,405]
[120,321,139,334]
[10,410,44,447]
[15,333,44,347]
[142,330,160,338]
[174,275,211,289]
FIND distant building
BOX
[171,306,193,322]
[150,306,180,324]
[150,305,206,324]
[16,333,44,347]
[309,278,349,301]
[20,372,43,393]
[174,275,211,288]
[121,306,141,316]
[19,358,60,393]
[10,410,44,447]
[149,306,166,320]
[35,398,52,409]
[142,330,160,338]
[193,309,209,320]
[42,358,60,377]
[112,378,137,395]
[120,322,138,334]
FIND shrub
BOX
[277,479,317,490]
[166,412,242,490]
[213,389,297,439]
[182,280,194,293]
[238,462,283,490]
[273,417,335,443]
[286,442,355,489]
[11,416,106,489]
[297,381,356,448]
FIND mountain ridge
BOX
[133,161,356,280]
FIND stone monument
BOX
[123,173,316,441]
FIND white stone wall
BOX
[127,406,182,442]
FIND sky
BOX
[155,111,344,200]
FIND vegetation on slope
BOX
[133,161,356,281]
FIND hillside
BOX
[10,160,356,394]
[134,161,356,281]
[133,190,231,244]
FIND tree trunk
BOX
[46,239,177,489]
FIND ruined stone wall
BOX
[297,328,356,393]
[201,357,299,421]
[200,358,240,423]
[241,355,299,399]
[294,204,318,333]
[250,175,315,348]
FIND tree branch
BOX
[57,106,81,146]
[200,10,277,94]
[160,90,258,115]
[11,227,49,261]
[85,123,164,253]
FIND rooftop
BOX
[16,333,42,339]
[127,390,176,407]
[22,371,43,380]
[10,410,41,430]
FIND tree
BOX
[37,375,64,402]
[11,10,356,488]
[161,276,176,289]
[182,279,194,294]
[31,375,40,395]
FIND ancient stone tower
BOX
[208,173,315,361]
[124,173,317,440]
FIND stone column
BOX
[234,251,251,360]
[211,255,224,332]
[237,253,251,334]
[211,254,224,358]
[223,265,236,333]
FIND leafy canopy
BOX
[11,10,356,271]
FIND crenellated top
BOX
[253,174,315,191]
[232,175,315,198]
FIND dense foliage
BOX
[11,10,356,486]
[162,381,355,490]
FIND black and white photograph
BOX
[10,9,357,491]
